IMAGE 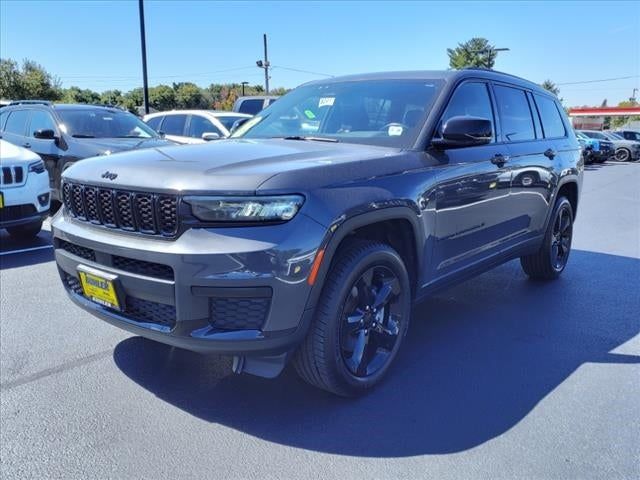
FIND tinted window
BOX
[161,114,187,136]
[29,110,57,136]
[57,109,157,138]
[4,110,29,135]
[217,116,251,131]
[145,116,163,131]
[440,82,495,141]
[581,131,607,140]
[188,115,222,138]
[236,79,443,148]
[494,85,535,142]
[267,98,277,106]
[238,99,266,115]
[534,94,566,138]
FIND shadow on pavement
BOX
[0,229,54,270]
[113,249,640,457]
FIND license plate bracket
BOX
[77,265,123,311]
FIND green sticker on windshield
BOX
[304,109,316,119]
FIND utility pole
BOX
[256,33,270,94]
[138,0,150,114]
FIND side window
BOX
[493,85,535,142]
[161,114,187,136]
[188,115,222,138]
[239,99,265,115]
[4,110,30,135]
[440,82,495,141]
[0,110,9,130]
[29,110,57,136]
[145,116,163,131]
[534,94,566,138]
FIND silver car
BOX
[581,130,640,162]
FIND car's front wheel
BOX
[615,148,631,162]
[520,196,574,280]
[294,240,411,396]
[6,220,43,240]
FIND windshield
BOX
[582,131,607,140]
[217,115,252,132]
[233,79,444,148]
[57,109,158,139]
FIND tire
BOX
[293,240,411,397]
[6,220,43,240]
[520,196,573,280]
[615,148,631,162]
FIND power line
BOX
[272,65,334,78]
[57,66,256,80]
[556,75,639,86]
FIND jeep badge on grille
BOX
[101,171,118,180]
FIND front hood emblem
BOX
[101,171,118,181]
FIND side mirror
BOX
[432,116,492,149]
[158,130,166,138]
[201,132,221,141]
[229,117,250,134]
[34,129,57,140]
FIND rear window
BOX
[494,85,535,142]
[534,94,566,138]
[238,99,265,115]
[4,110,29,135]
[161,114,187,136]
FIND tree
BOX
[541,80,560,97]
[62,86,100,104]
[100,89,123,106]
[447,38,497,69]
[174,82,205,109]
[0,58,61,100]
[149,84,176,111]
[611,99,640,129]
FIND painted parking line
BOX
[0,245,53,256]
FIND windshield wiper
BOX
[275,135,339,143]
[71,134,95,138]
[114,135,146,138]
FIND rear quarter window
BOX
[534,94,566,138]
[493,85,536,142]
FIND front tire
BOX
[520,196,573,280]
[6,220,43,240]
[615,148,631,162]
[294,241,411,397]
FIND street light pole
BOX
[256,33,270,94]
[241,81,249,96]
[138,0,150,114]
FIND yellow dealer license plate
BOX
[0,192,4,209]
[78,266,121,310]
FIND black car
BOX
[53,69,582,396]
[614,129,640,142]
[0,101,173,204]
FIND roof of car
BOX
[144,110,252,119]
[303,69,551,96]
[4,102,126,112]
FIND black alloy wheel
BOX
[550,203,573,272]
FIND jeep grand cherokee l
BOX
[52,69,582,396]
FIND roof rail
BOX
[8,100,53,106]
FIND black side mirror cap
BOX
[33,128,57,140]
[432,116,493,149]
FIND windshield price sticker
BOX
[388,125,403,136]
[318,97,335,107]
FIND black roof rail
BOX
[8,100,53,106]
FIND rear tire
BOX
[520,196,573,280]
[615,148,631,162]
[7,220,43,240]
[294,240,411,397]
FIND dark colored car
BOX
[614,129,640,142]
[52,69,582,396]
[576,130,614,163]
[0,101,173,204]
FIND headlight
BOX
[185,195,305,223]
[28,160,45,174]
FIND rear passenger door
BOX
[493,84,556,240]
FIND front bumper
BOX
[52,211,326,356]
[0,172,50,228]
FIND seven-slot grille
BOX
[62,182,179,236]
[1,166,25,186]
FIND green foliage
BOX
[541,80,560,96]
[611,99,640,128]
[0,58,62,100]
[447,38,497,69]
[149,84,176,111]
[174,82,205,109]
[61,86,101,104]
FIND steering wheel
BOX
[379,122,408,133]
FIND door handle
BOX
[22,143,31,149]
[544,148,556,159]
[491,153,509,166]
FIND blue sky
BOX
[1,0,638,107]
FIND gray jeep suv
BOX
[52,69,582,396]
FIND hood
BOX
[62,138,399,193]
[68,136,175,157]
[0,139,42,165]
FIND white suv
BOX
[143,110,252,144]
[0,140,50,239]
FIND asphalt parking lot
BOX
[1,161,639,480]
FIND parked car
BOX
[0,101,173,204]
[599,131,640,162]
[143,110,252,144]
[232,96,279,115]
[576,130,614,163]
[52,69,582,396]
[613,129,640,142]
[0,139,50,238]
